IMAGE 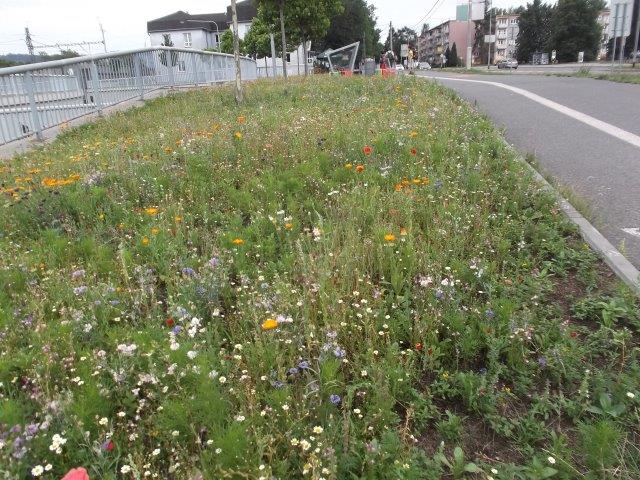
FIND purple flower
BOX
[326,331,338,340]
[208,257,219,268]
[435,289,444,300]
[537,356,547,368]
[287,367,299,376]
[25,424,39,436]
[172,325,183,335]
[333,347,346,359]
[22,315,34,327]
[181,267,196,277]
[329,394,341,405]
[73,285,88,296]
[485,309,495,319]
[71,269,86,280]
[298,360,310,370]
[272,380,285,389]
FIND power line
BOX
[412,0,447,29]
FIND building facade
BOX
[597,9,611,60]
[147,0,257,50]
[495,14,519,62]
[421,20,472,66]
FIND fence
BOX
[0,47,257,146]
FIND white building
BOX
[495,14,519,62]
[147,0,257,50]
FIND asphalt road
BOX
[417,71,640,269]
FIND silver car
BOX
[497,59,518,69]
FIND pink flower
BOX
[62,468,90,480]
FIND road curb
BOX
[506,141,640,295]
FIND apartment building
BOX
[495,14,519,62]
[421,20,472,66]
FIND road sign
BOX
[484,34,496,43]
[401,44,409,57]
[609,0,633,37]
[578,51,584,63]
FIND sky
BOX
[0,0,533,55]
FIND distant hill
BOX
[0,51,81,68]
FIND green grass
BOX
[550,67,640,85]
[1,76,639,479]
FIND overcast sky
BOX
[1,0,533,55]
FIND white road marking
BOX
[622,228,640,238]
[421,75,640,150]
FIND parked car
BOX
[395,64,405,71]
[497,59,518,69]
[418,62,432,70]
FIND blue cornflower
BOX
[333,346,346,359]
[485,309,495,319]
[287,367,299,376]
[298,360,310,370]
[181,267,196,276]
[329,394,341,405]
[537,356,547,368]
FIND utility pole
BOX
[619,2,629,67]
[25,27,35,61]
[99,22,107,52]
[487,1,492,69]
[612,2,619,71]
[466,0,472,69]
[389,22,394,56]
[279,1,288,80]
[230,0,243,104]
[632,0,640,67]
[270,33,277,77]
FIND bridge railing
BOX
[0,47,257,146]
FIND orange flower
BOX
[237,115,246,124]
[284,222,293,230]
[384,233,396,242]
[141,236,150,246]
[355,165,365,173]
[362,145,373,156]
[42,177,58,187]
[232,238,245,245]
[394,183,404,192]
[410,148,418,156]
[234,131,243,140]
[144,207,159,216]
[409,131,418,138]
[261,318,278,330]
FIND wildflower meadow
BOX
[0,76,639,479]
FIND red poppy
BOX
[410,148,417,156]
[166,317,175,328]
[415,343,423,351]
[103,440,115,452]
[570,331,578,338]
[362,145,373,156]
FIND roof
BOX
[147,10,230,33]
[226,0,257,23]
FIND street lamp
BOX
[183,19,221,52]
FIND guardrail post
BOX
[23,71,43,141]
[90,60,103,115]
[191,53,199,86]
[133,53,144,99]
[167,53,175,88]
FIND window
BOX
[183,33,192,48]
[178,60,186,72]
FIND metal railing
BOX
[0,47,257,146]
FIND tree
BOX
[550,0,605,62]
[315,0,382,63]
[449,43,459,67]
[384,26,417,60]
[159,34,178,67]
[283,0,344,75]
[444,45,451,67]
[256,0,292,79]
[219,30,243,54]
[243,16,273,58]
[516,0,553,63]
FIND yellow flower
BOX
[261,318,278,331]
[384,234,396,242]
[27,168,41,174]
[174,215,183,223]
[409,131,418,138]
[141,236,150,246]
[234,131,243,140]
[144,207,159,216]
[284,222,293,230]
[344,163,353,170]
[151,228,160,235]
[232,238,245,245]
